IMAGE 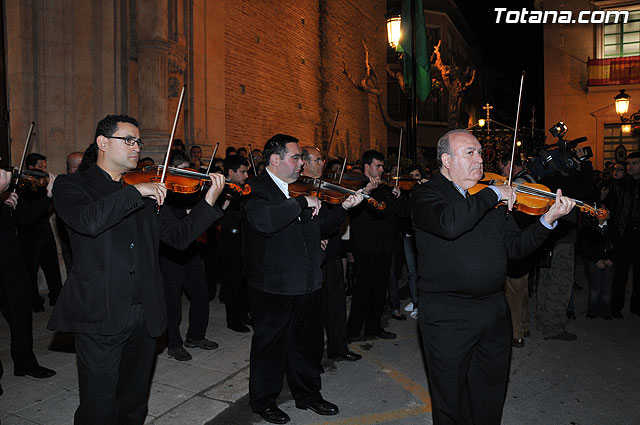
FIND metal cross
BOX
[483,103,493,130]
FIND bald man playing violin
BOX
[411,129,575,425]
[301,146,363,363]
[49,114,225,425]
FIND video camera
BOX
[526,121,592,181]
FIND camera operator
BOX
[536,147,594,341]
[604,152,640,318]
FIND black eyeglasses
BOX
[108,136,144,148]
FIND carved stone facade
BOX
[3,0,386,170]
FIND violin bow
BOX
[507,72,525,187]
[314,109,339,196]
[395,128,403,188]
[160,86,186,183]
[206,142,219,174]
[248,143,257,174]
[12,121,36,193]
[157,85,186,213]
[200,142,219,193]
[338,157,347,184]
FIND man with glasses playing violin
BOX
[300,146,362,363]
[411,129,575,425]
[48,114,225,425]
[242,134,363,424]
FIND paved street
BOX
[1,263,639,424]
[209,277,640,425]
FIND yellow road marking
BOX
[311,343,432,424]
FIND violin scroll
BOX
[577,204,609,220]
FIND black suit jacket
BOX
[411,173,551,299]
[48,164,222,336]
[241,170,347,295]
[349,184,407,253]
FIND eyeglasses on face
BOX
[108,136,144,148]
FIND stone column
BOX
[135,1,171,160]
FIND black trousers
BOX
[74,304,156,425]
[220,232,249,326]
[163,256,209,348]
[347,250,393,338]
[419,291,511,425]
[322,256,349,357]
[0,257,39,370]
[248,287,323,413]
[612,228,640,314]
[19,228,63,307]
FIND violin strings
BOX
[513,184,584,206]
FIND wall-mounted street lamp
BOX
[478,118,486,128]
[386,11,417,162]
[386,15,401,49]
[615,89,640,122]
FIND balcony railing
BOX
[588,56,640,86]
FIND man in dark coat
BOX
[49,115,225,425]
[411,129,575,425]
[242,134,363,424]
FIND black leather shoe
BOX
[258,406,290,424]
[168,346,192,361]
[227,323,251,333]
[366,330,396,339]
[297,399,339,416]
[512,338,525,348]
[329,351,362,361]
[391,313,407,321]
[341,351,362,361]
[523,330,531,337]
[14,365,56,379]
[184,337,218,350]
[566,311,576,320]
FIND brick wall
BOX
[224,0,387,160]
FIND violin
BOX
[288,177,385,210]
[122,166,251,195]
[469,172,608,220]
[390,176,419,191]
[5,168,49,191]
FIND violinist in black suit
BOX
[219,154,251,333]
[347,150,405,340]
[0,168,56,396]
[300,146,361,362]
[49,115,225,425]
[242,134,363,424]
[411,130,575,425]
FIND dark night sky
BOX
[455,0,545,130]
